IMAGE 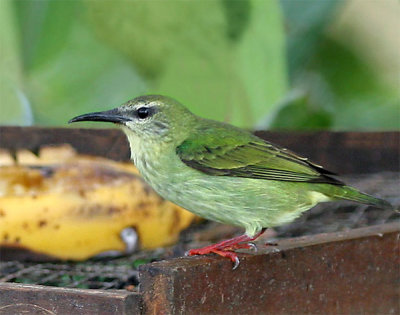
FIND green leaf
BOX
[0,0,31,125]
[221,0,251,41]
[267,92,333,130]
[14,0,78,70]
[234,0,288,126]
[313,38,400,130]
[270,2,400,130]
[85,1,223,79]
[85,0,288,128]
[280,0,340,77]
[26,20,146,126]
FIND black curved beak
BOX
[68,108,131,124]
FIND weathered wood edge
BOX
[0,283,141,315]
[138,222,400,314]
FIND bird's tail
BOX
[331,185,393,210]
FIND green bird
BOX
[69,95,392,268]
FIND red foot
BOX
[187,229,267,269]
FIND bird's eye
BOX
[137,107,150,119]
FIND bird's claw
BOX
[247,242,258,252]
[232,256,240,270]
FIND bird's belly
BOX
[134,155,320,235]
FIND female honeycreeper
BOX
[69,95,392,269]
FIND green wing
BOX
[176,123,343,185]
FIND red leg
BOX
[187,229,266,269]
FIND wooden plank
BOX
[0,127,130,162]
[139,223,400,315]
[0,283,140,315]
[255,131,400,174]
[0,127,398,174]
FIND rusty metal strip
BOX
[139,223,400,315]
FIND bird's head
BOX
[69,95,196,147]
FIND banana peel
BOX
[0,145,198,260]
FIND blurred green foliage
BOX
[0,0,398,130]
[272,0,399,130]
[0,0,29,125]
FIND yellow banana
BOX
[0,145,197,260]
